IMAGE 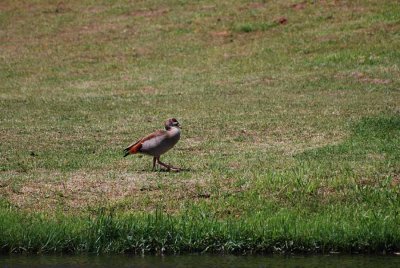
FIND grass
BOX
[1,206,399,254]
[0,0,399,254]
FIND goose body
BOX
[124,118,181,171]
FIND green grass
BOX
[1,0,399,254]
[1,207,399,254]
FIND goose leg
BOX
[152,157,157,171]
[156,157,180,172]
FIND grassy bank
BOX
[1,0,399,254]
[1,204,399,254]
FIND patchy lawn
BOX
[0,0,399,254]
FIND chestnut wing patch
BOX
[124,130,166,156]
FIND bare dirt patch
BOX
[140,86,159,95]
[291,2,307,11]
[335,72,392,85]
[210,31,231,38]
[351,72,391,85]
[391,175,400,188]
[84,6,107,14]
[248,3,266,9]
[0,2,10,11]
[201,5,216,11]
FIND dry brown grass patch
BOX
[0,170,223,214]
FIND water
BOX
[1,254,399,268]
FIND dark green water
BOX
[1,254,400,268]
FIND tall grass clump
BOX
[0,206,399,254]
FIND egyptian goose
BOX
[124,118,181,171]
